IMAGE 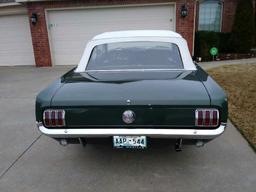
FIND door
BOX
[0,14,35,66]
[47,4,175,65]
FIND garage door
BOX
[47,4,175,65]
[0,14,35,66]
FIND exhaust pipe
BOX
[175,138,183,152]
[79,138,87,147]
[59,139,68,146]
[195,140,204,147]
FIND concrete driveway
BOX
[0,66,255,192]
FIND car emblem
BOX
[122,110,136,124]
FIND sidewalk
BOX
[198,58,256,70]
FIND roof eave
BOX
[15,0,52,2]
[0,2,21,7]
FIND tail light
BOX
[195,109,219,127]
[43,109,65,127]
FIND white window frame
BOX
[198,0,223,32]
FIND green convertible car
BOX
[36,30,228,151]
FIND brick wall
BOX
[27,0,195,67]
[176,0,195,54]
[27,4,51,67]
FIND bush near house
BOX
[229,0,255,53]
[195,0,255,60]
[194,31,231,60]
[255,0,256,46]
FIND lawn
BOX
[207,64,256,150]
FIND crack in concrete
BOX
[0,134,42,180]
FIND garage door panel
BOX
[48,4,175,65]
[0,14,35,66]
[0,54,34,66]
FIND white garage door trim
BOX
[45,3,176,66]
[0,5,27,16]
[45,2,176,13]
[0,11,35,66]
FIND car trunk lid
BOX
[50,70,210,128]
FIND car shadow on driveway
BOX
[0,123,256,192]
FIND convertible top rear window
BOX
[86,42,183,71]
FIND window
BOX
[198,0,222,32]
[86,42,183,70]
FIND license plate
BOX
[113,136,147,149]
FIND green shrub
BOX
[194,31,231,60]
[194,31,218,60]
[229,0,255,53]
[218,33,231,53]
[255,0,256,46]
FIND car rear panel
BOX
[62,106,198,128]
[45,70,215,128]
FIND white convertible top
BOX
[92,30,182,40]
[75,30,196,72]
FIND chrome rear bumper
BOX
[36,122,227,140]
